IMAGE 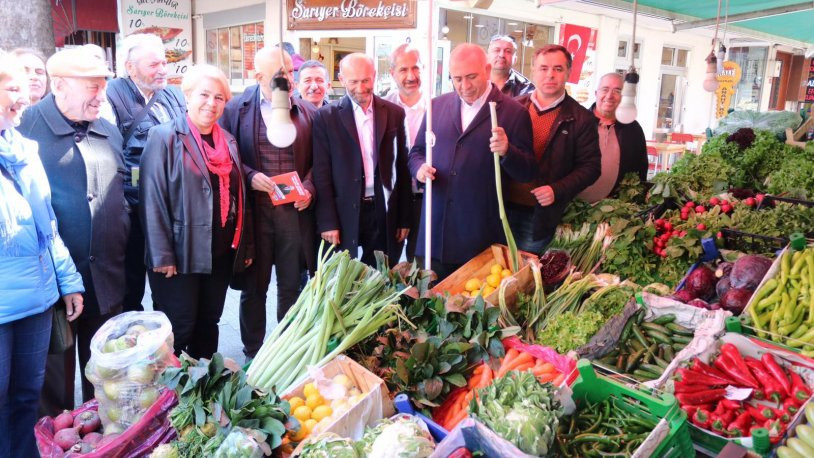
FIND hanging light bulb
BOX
[716,42,726,74]
[267,72,297,148]
[616,69,639,124]
[703,51,719,93]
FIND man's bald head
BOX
[449,44,491,104]
[254,47,294,99]
[339,53,375,76]
[339,53,376,109]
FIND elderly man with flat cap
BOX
[19,47,130,415]
[220,47,317,359]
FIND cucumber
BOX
[640,363,664,375]
[633,368,660,379]
[642,322,673,335]
[807,403,814,428]
[672,342,686,351]
[644,330,673,345]
[625,348,645,372]
[665,322,694,336]
[777,446,805,458]
[795,424,814,450]
[652,314,676,325]
[788,438,814,457]
[662,345,675,361]
[654,357,670,369]
[671,334,693,344]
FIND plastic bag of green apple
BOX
[213,427,271,458]
[85,311,174,434]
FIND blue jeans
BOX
[506,203,552,255]
[0,307,53,458]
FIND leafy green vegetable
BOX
[299,433,362,458]
[469,371,562,456]
[360,416,435,458]
[536,310,604,353]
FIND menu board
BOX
[119,0,192,85]
[805,58,814,103]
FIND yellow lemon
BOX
[290,426,309,442]
[464,278,482,292]
[490,264,503,275]
[332,374,354,391]
[483,285,495,297]
[293,405,312,423]
[305,394,325,410]
[303,383,319,398]
[486,273,501,288]
[288,396,305,411]
[304,418,318,432]
[501,269,512,278]
[311,405,333,421]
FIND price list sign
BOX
[806,58,814,103]
[119,0,192,85]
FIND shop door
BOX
[653,72,686,140]
[770,51,793,110]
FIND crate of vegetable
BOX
[675,332,814,456]
[283,355,393,454]
[561,359,693,457]
[297,414,437,457]
[775,401,814,458]
[430,244,539,307]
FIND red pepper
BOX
[693,409,712,429]
[676,389,727,406]
[770,406,790,423]
[789,370,812,403]
[752,388,766,401]
[677,367,729,387]
[714,356,758,390]
[763,419,785,444]
[726,411,753,437]
[745,359,784,403]
[714,401,727,416]
[719,344,760,389]
[720,399,742,411]
[710,415,727,433]
[682,404,700,418]
[783,397,800,415]
[674,381,715,394]
[761,353,792,397]
[748,404,774,422]
[692,358,733,383]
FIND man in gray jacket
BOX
[19,47,130,415]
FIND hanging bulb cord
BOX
[712,0,722,52]
[626,0,639,83]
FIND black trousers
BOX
[148,252,234,360]
[39,311,114,417]
[123,208,146,312]
[358,199,386,267]
[415,256,463,284]
[239,203,302,358]
[405,192,424,263]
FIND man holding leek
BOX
[409,44,537,280]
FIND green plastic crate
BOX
[570,359,694,458]
[726,316,804,355]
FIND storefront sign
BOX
[287,0,417,30]
[805,58,814,103]
[558,24,597,105]
[715,61,742,119]
[119,0,192,85]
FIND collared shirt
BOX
[382,90,425,148]
[530,91,566,112]
[135,83,170,123]
[578,119,620,203]
[460,83,492,132]
[256,90,296,184]
[500,69,536,98]
[351,98,376,198]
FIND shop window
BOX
[661,46,689,69]
[205,22,264,89]
[729,46,768,111]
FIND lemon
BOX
[333,374,354,391]
[501,269,511,278]
[288,396,305,411]
[293,405,312,423]
[486,273,501,288]
[483,285,495,297]
[290,425,309,442]
[305,393,325,410]
[304,418,318,432]
[303,382,319,398]
[464,277,482,292]
[311,405,333,421]
[490,264,503,275]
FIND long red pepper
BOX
[714,356,758,390]
[676,389,726,405]
[710,415,727,433]
[789,370,812,403]
[693,409,712,429]
[676,367,729,387]
[783,397,800,414]
[720,344,760,388]
[726,411,753,437]
[675,381,715,394]
[748,405,774,422]
[761,353,792,397]
[720,399,742,411]
[692,358,735,384]
[744,359,784,403]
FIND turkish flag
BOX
[558,24,597,84]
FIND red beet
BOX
[720,287,753,314]
[53,410,74,431]
[708,302,722,310]
[54,425,81,451]
[687,298,710,309]
[82,432,103,446]
[73,410,101,435]
[685,266,717,301]
[730,255,772,290]
[716,276,732,299]
[672,289,695,303]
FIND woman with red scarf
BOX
[139,64,252,359]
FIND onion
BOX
[54,425,81,451]
[53,410,74,431]
[69,441,94,454]
[82,432,103,446]
[73,410,101,435]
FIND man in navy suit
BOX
[409,44,537,280]
[312,53,411,266]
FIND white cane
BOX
[423,1,436,272]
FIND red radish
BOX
[53,410,74,431]
[695,205,706,213]
[685,201,695,208]
[717,231,724,239]
[54,425,81,451]
[83,432,103,446]
[709,197,720,205]
[756,193,765,204]
[663,221,673,231]
[74,410,101,435]
[744,197,756,207]
[680,212,689,221]
[721,204,732,213]
[680,230,687,237]
[697,223,707,230]
[722,199,730,205]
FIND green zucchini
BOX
[641,322,673,335]
[652,314,676,325]
[665,322,694,336]
[671,334,693,344]
[644,329,673,345]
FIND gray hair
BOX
[116,34,165,77]
[389,43,421,70]
[597,72,624,88]
[298,59,328,81]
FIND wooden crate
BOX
[284,355,393,455]
[430,244,540,309]
[785,116,814,148]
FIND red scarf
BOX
[187,116,243,248]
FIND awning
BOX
[615,0,814,47]
[52,0,119,47]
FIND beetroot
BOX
[687,298,710,309]
[54,425,81,451]
[53,410,74,431]
[708,302,722,310]
[720,287,754,314]
[685,266,717,300]
[82,431,103,446]
[672,289,695,303]
[730,255,772,290]
[73,410,100,435]
[716,276,732,300]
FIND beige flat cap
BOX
[47,47,114,78]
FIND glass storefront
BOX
[205,22,265,89]
[729,46,768,111]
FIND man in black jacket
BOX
[578,72,649,202]
[19,47,130,414]
[106,33,187,312]
[506,45,601,254]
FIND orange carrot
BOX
[477,364,493,389]
[513,361,535,373]
[552,373,565,386]
[537,362,556,374]
[446,408,469,430]
[498,349,518,373]
[498,351,534,377]
[537,372,557,383]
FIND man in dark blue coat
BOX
[18,47,129,415]
[409,44,537,280]
[312,53,411,266]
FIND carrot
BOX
[552,373,565,386]
[513,361,535,373]
[446,408,469,430]
[498,348,519,374]
[498,351,534,377]
[537,372,557,383]
[536,362,556,374]
[476,364,493,389]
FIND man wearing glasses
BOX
[577,72,648,203]
[488,34,535,97]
